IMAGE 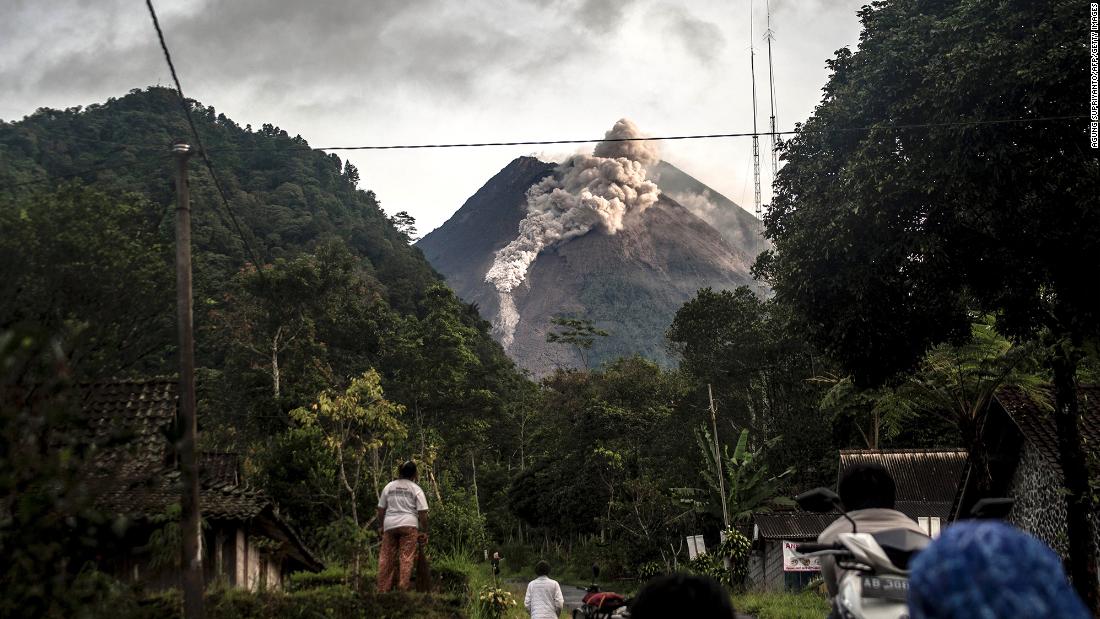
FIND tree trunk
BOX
[337,445,359,527]
[271,327,281,400]
[1051,351,1099,613]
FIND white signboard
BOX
[686,535,707,560]
[782,541,822,572]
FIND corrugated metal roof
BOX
[838,448,967,521]
[754,512,838,541]
[996,386,1100,474]
[839,449,967,504]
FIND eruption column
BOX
[484,119,661,349]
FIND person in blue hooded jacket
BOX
[908,520,1089,619]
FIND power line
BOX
[144,0,268,274]
[3,114,1085,165]
[2,113,1082,193]
[206,114,1087,153]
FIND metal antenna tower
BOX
[749,0,761,215]
[765,0,779,184]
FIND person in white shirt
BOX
[376,460,429,592]
[817,463,927,598]
[524,560,564,619]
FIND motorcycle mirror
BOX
[795,487,842,514]
[970,497,1014,519]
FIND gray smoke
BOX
[485,118,661,348]
[668,189,719,223]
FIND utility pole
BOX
[173,142,205,618]
[765,0,779,182]
[708,384,730,531]
[749,0,762,215]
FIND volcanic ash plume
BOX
[485,119,661,348]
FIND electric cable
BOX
[206,114,1088,153]
[145,0,268,274]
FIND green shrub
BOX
[288,567,351,591]
[432,562,471,596]
[432,497,488,556]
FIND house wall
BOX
[1008,444,1100,560]
[749,542,793,591]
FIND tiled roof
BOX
[77,379,321,571]
[80,379,177,476]
[754,512,838,541]
[995,386,1100,473]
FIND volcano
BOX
[417,156,767,374]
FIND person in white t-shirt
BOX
[376,460,429,592]
[524,560,564,619]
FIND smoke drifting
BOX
[485,118,661,348]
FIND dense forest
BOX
[2,0,1099,611]
[0,88,843,573]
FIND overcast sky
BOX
[1,0,866,234]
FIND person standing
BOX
[524,560,564,619]
[376,460,429,592]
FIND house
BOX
[749,512,836,591]
[81,379,322,590]
[953,385,1100,558]
[749,448,967,591]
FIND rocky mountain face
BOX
[417,156,767,375]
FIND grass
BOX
[436,548,570,619]
[732,591,831,619]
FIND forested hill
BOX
[0,86,436,314]
[0,86,526,476]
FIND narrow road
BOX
[561,584,589,613]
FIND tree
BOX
[695,426,793,525]
[756,0,1099,605]
[0,186,174,378]
[546,316,609,370]
[668,288,833,490]
[289,369,406,527]
[388,211,418,243]
[547,316,611,371]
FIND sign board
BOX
[686,535,707,560]
[782,541,821,572]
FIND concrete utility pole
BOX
[173,143,205,618]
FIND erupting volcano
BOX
[418,120,767,374]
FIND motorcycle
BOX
[794,487,930,619]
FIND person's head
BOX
[629,573,736,619]
[534,560,551,577]
[399,460,418,481]
[838,463,896,511]
[909,521,1088,618]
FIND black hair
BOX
[399,460,418,480]
[838,463,896,511]
[629,573,736,619]
[535,560,551,577]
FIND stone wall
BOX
[1007,444,1100,559]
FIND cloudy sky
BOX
[1,0,866,234]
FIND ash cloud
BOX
[485,119,661,348]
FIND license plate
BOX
[861,576,908,601]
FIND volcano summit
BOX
[418,123,767,374]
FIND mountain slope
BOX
[418,157,766,374]
[651,160,769,258]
